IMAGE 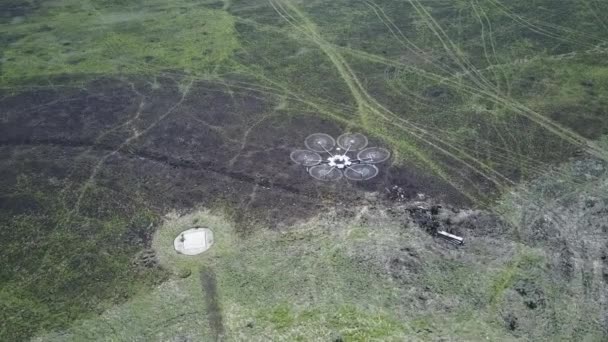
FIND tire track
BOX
[0,138,308,198]
[200,266,225,342]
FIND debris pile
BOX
[390,189,483,244]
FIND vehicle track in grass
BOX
[200,266,225,342]
[0,138,307,198]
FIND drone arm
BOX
[319,143,334,157]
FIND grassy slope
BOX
[0,0,238,86]
[1,1,238,339]
[0,175,168,340]
[2,0,608,340]
[36,188,607,341]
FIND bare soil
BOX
[0,76,467,234]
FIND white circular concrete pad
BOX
[174,228,214,255]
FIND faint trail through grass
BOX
[200,266,225,342]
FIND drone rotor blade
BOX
[344,164,379,181]
[305,133,336,153]
[357,147,390,164]
[309,164,343,181]
[337,133,368,151]
[290,150,323,166]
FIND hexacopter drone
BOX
[290,133,391,181]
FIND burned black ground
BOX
[0,76,465,339]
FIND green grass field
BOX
[2,0,608,340]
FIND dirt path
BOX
[200,266,225,341]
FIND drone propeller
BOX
[344,164,379,181]
[308,164,343,181]
[290,150,323,166]
[305,133,336,153]
[357,147,391,164]
[337,133,368,151]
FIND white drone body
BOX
[327,154,352,169]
